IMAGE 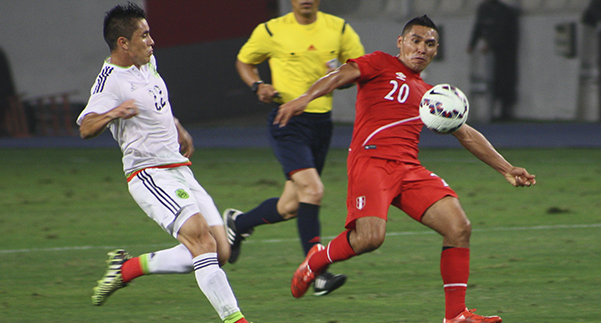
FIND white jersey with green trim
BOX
[77,56,188,175]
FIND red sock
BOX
[121,257,145,283]
[308,230,357,273]
[441,247,470,319]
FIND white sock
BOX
[145,244,193,274]
[193,253,240,320]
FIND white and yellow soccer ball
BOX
[419,84,469,134]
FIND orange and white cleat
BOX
[291,244,324,298]
[444,308,502,323]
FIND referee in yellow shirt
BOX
[223,0,364,296]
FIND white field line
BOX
[1,223,600,255]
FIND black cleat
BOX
[222,208,253,264]
[313,271,347,296]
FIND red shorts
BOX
[345,156,458,229]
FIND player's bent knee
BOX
[216,241,230,266]
[177,214,217,257]
[351,230,386,254]
[179,231,217,258]
[444,220,472,246]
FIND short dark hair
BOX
[402,15,438,36]
[103,2,146,51]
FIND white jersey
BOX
[77,56,187,175]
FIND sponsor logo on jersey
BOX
[395,72,406,81]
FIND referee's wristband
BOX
[250,81,264,93]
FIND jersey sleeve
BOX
[349,51,384,83]
[339,22,365,63]
[76,68,122,125]
[237,22,273,65]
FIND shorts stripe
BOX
[193,257,219,271]
[137,170,180,215]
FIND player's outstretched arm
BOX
[79,99,138,139]
[452,124,536,187]
[274,62,361,127]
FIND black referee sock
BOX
[297,202,321,255]
[235,197,284,233]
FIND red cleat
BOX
[291,244,325,298]
[444,308,502,323]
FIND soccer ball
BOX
[419,84,469,134]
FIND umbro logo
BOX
[396,72,406,81]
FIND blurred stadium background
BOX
[0,0,599,138]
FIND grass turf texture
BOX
[1,147,599,322]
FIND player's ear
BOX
[118,36,129,51]
[396,35,403,49]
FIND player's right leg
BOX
[291,217,387,298]
[178,213,249,323]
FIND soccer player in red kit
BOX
[274,15,536,323]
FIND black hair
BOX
[402,15,438,36]
[103,2,146,51]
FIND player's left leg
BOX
[178,213,249,323]
[422,196,471,320]
[422,196,501,323]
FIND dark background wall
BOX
[145,0,278,123]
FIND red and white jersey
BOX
[77,56,187,175]
[348,51,432,163]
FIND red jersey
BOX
[348,51,432,163]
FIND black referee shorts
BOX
[267,108,333,180]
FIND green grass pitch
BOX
[1,147,599,322]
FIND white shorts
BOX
[127,166,223,238]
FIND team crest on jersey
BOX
[356,196,366,210]
[175,189,189,199]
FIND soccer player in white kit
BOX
[77,4,250,323]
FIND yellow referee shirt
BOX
[237,12,365,113]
